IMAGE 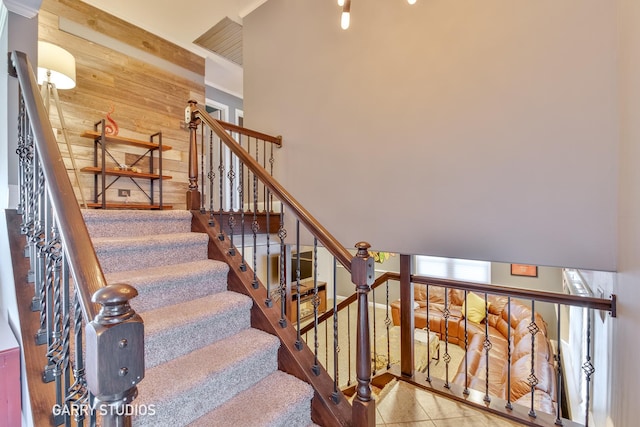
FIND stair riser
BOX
[135,343,279,427]
[145,303,252,369]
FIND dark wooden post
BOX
[351,242,375,427]
[400,254,415,376]
[86,284,144,427]
[185,100,201,210]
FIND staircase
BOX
[82,209,315,426]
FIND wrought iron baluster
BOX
[200,123,205,212]
[583,307,595,427]
[262,139,267,212]
[294,220,303,350]
[265,193,272,308]
[555,305,563,425]
[34,163,48,346]
[506,297,513,410]
[463,290,469,395]
[346,304,353,386]
[372,286,377,376]
[483,292,492,403]
[207,129,215,226]
[385,280,391,370]
[331,257,340,403]
[255,137,260,212]
[17,92,26,215]
[311,238,320,375]
[66,293,89,427]
[218,133,224,240]
[269,142,274,210]
[251,160,259,289]
[227,153,236,255]
[60,253,72,427]
[278,208,287,328]
[528,300,540,418]
[443,287,451,388]
[239,158,246,272]
[426,284,431,383]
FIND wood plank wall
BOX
[38,0,205,208]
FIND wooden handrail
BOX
[187,102,353,271]
[214,119,282,146]
[11,51,102,322]
[300,272,400,335]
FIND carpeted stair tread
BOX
[187,370,314,427]
[92,232,210,273]
[143,291,252,368]
[104,259,229,312]
[82,209,192,238]
[134,328,280,427]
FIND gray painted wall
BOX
[243,0,618,272]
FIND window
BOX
[414,256,491,284]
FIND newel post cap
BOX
[92,283,138,325]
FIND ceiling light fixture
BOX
[340,0,416,30]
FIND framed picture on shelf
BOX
[510,264,538,277]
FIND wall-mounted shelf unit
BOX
[80,120,172,209]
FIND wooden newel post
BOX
[185,100,201,210]
[351,241,376,427]
[86,284,144,427]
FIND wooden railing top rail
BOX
[11,51,102,321]
[187,101,353,271]
[215,119,282,146]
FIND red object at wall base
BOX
[0,320,21,427]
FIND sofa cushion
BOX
[462,292,490,324]
[509,355,556,401]
[512,330,552,362]
[487,295,509,315]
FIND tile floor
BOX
[375,380,525,427]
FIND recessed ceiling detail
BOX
[194,17,242,66]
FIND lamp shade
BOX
[37,41,76,90]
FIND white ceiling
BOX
[81,0,269,97]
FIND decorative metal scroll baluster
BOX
[227,154,236,255]
[66,293,90,427]
[200,124,205,212]
[555,305,563,425]
[17,92,27,215]
[372,286,377,376]
[278,208,287,328]
[347,304,352,386]
[239,160,246,271]
[218,136,224,241]
[483,292,492,403]
[463,290,469,395]
[506,297,513,410]
[528,300,540,418]
[44,217,65,422]
[269,143,275,210]
[265,193,272,307]
[60,253,72,427]
[294,220,303,350]
[35,162,48,346]
[425,285,431,383]
[255,137,260,211]
[251,163,259,289]
[262,139,267,211]
[311,238,320,375]
[443,288,451,388]
[207,130,215,226]
[331,257,341,403]
[583,308,595,427]
[385,280,391,370]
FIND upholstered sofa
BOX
[390,285,557,415]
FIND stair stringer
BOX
[191,210,353,427]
